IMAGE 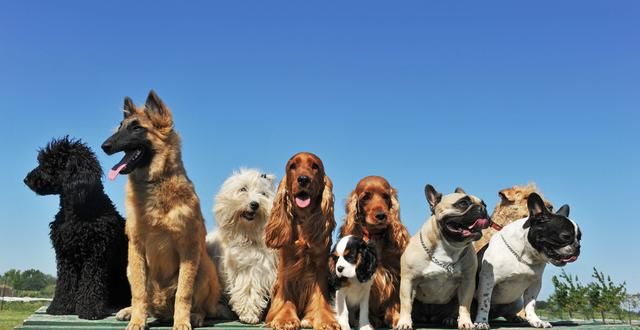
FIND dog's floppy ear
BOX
[124,97,136,118]
[523,193,548,228]
[454,187,466,194]
[388,188,409,250]
[327,247,339,291]
[556,204,570,217]
[265,174,293,248]
[424,184,442,213]
[341,189,361,237]
[62,153,102,206]
[320,175,336,248]
[144,90,173,129]
[356,240,377,283]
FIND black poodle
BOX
[24,136,130,319]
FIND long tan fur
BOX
[264,152,339,330]
[113,91,220,330]
[339,176,409,328]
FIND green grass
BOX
[0,302,48,330]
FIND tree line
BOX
[0,269,56,297]
[547,267,639,325]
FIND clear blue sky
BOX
[1,1,638,298]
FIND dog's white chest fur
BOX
[479,219,547,305]
[413,247,465,304]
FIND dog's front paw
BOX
[271,318,301,330]
[239,313,261,324]
[359,324,373,330]
[76,304,108,320]
[394,315,412,330]
[46,303,73,315]
[473,322,490,330]
[126,320,147,330]
[191,313,205,327]
[338,320,351,330]
[528,319,552,328]
[172,320,193,330]
[458,316,474,330]
[116,307,132,321]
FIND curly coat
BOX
[24,137,130,320]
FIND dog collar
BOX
[490,221,503,231]
[500,234,530,265]
[419,231,463,274]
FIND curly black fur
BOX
[24,136,130,319]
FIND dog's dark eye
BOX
[362,192,371,201]
[457,200,470,209]
[132,125,144,131]
[239,187,247,193]
[289,163,297,171]
[261,192,269,197]
[383,193,391,201]
[312,163,319,170]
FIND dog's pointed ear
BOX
[498,187,517,204]
[523,193,547,228]
[265,174,293,248]
[356,240,377,283]
[145,90,173,128]
[424,184,442,213]
[556,204,570,217]
[124,97,136,118]
[454,187,466,194]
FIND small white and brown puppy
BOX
[329,235,378,330]
[206,168,278,324]
[473,193,581,329]
[396,185,490,330]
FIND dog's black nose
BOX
[101,141,113,154]
[250,201,259,211]
[298,175,310,186]
[375,212,387,221]
[337,266,344,273]
[23,177,29,185]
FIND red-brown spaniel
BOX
[265,152,339,330]
[339,176,410,328]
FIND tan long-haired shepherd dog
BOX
[102,90,220,330]
[264,152,341,330]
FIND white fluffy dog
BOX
[206,168,278,324]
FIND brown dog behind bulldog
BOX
[473,184,553,253]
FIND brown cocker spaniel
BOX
[339,176,410,328]
[265,152,340,330]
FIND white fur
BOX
[334,236,374,330]
[206,168,278,324]
[473,217,579,329]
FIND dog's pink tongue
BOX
[295,197,311,208]
[469,218,490,230]
[563,256,578,263]
[108,164,127,181]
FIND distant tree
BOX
[548,269,588,319]
[1,269,23,289]
[623,293,640,325]
[587,267,627,323]
[18,269,50,291]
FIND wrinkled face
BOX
[285,152,325,212]
[526,196,581,266]
[354,176,394,233]
[215,169,276,224]
[426,185,491,243]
